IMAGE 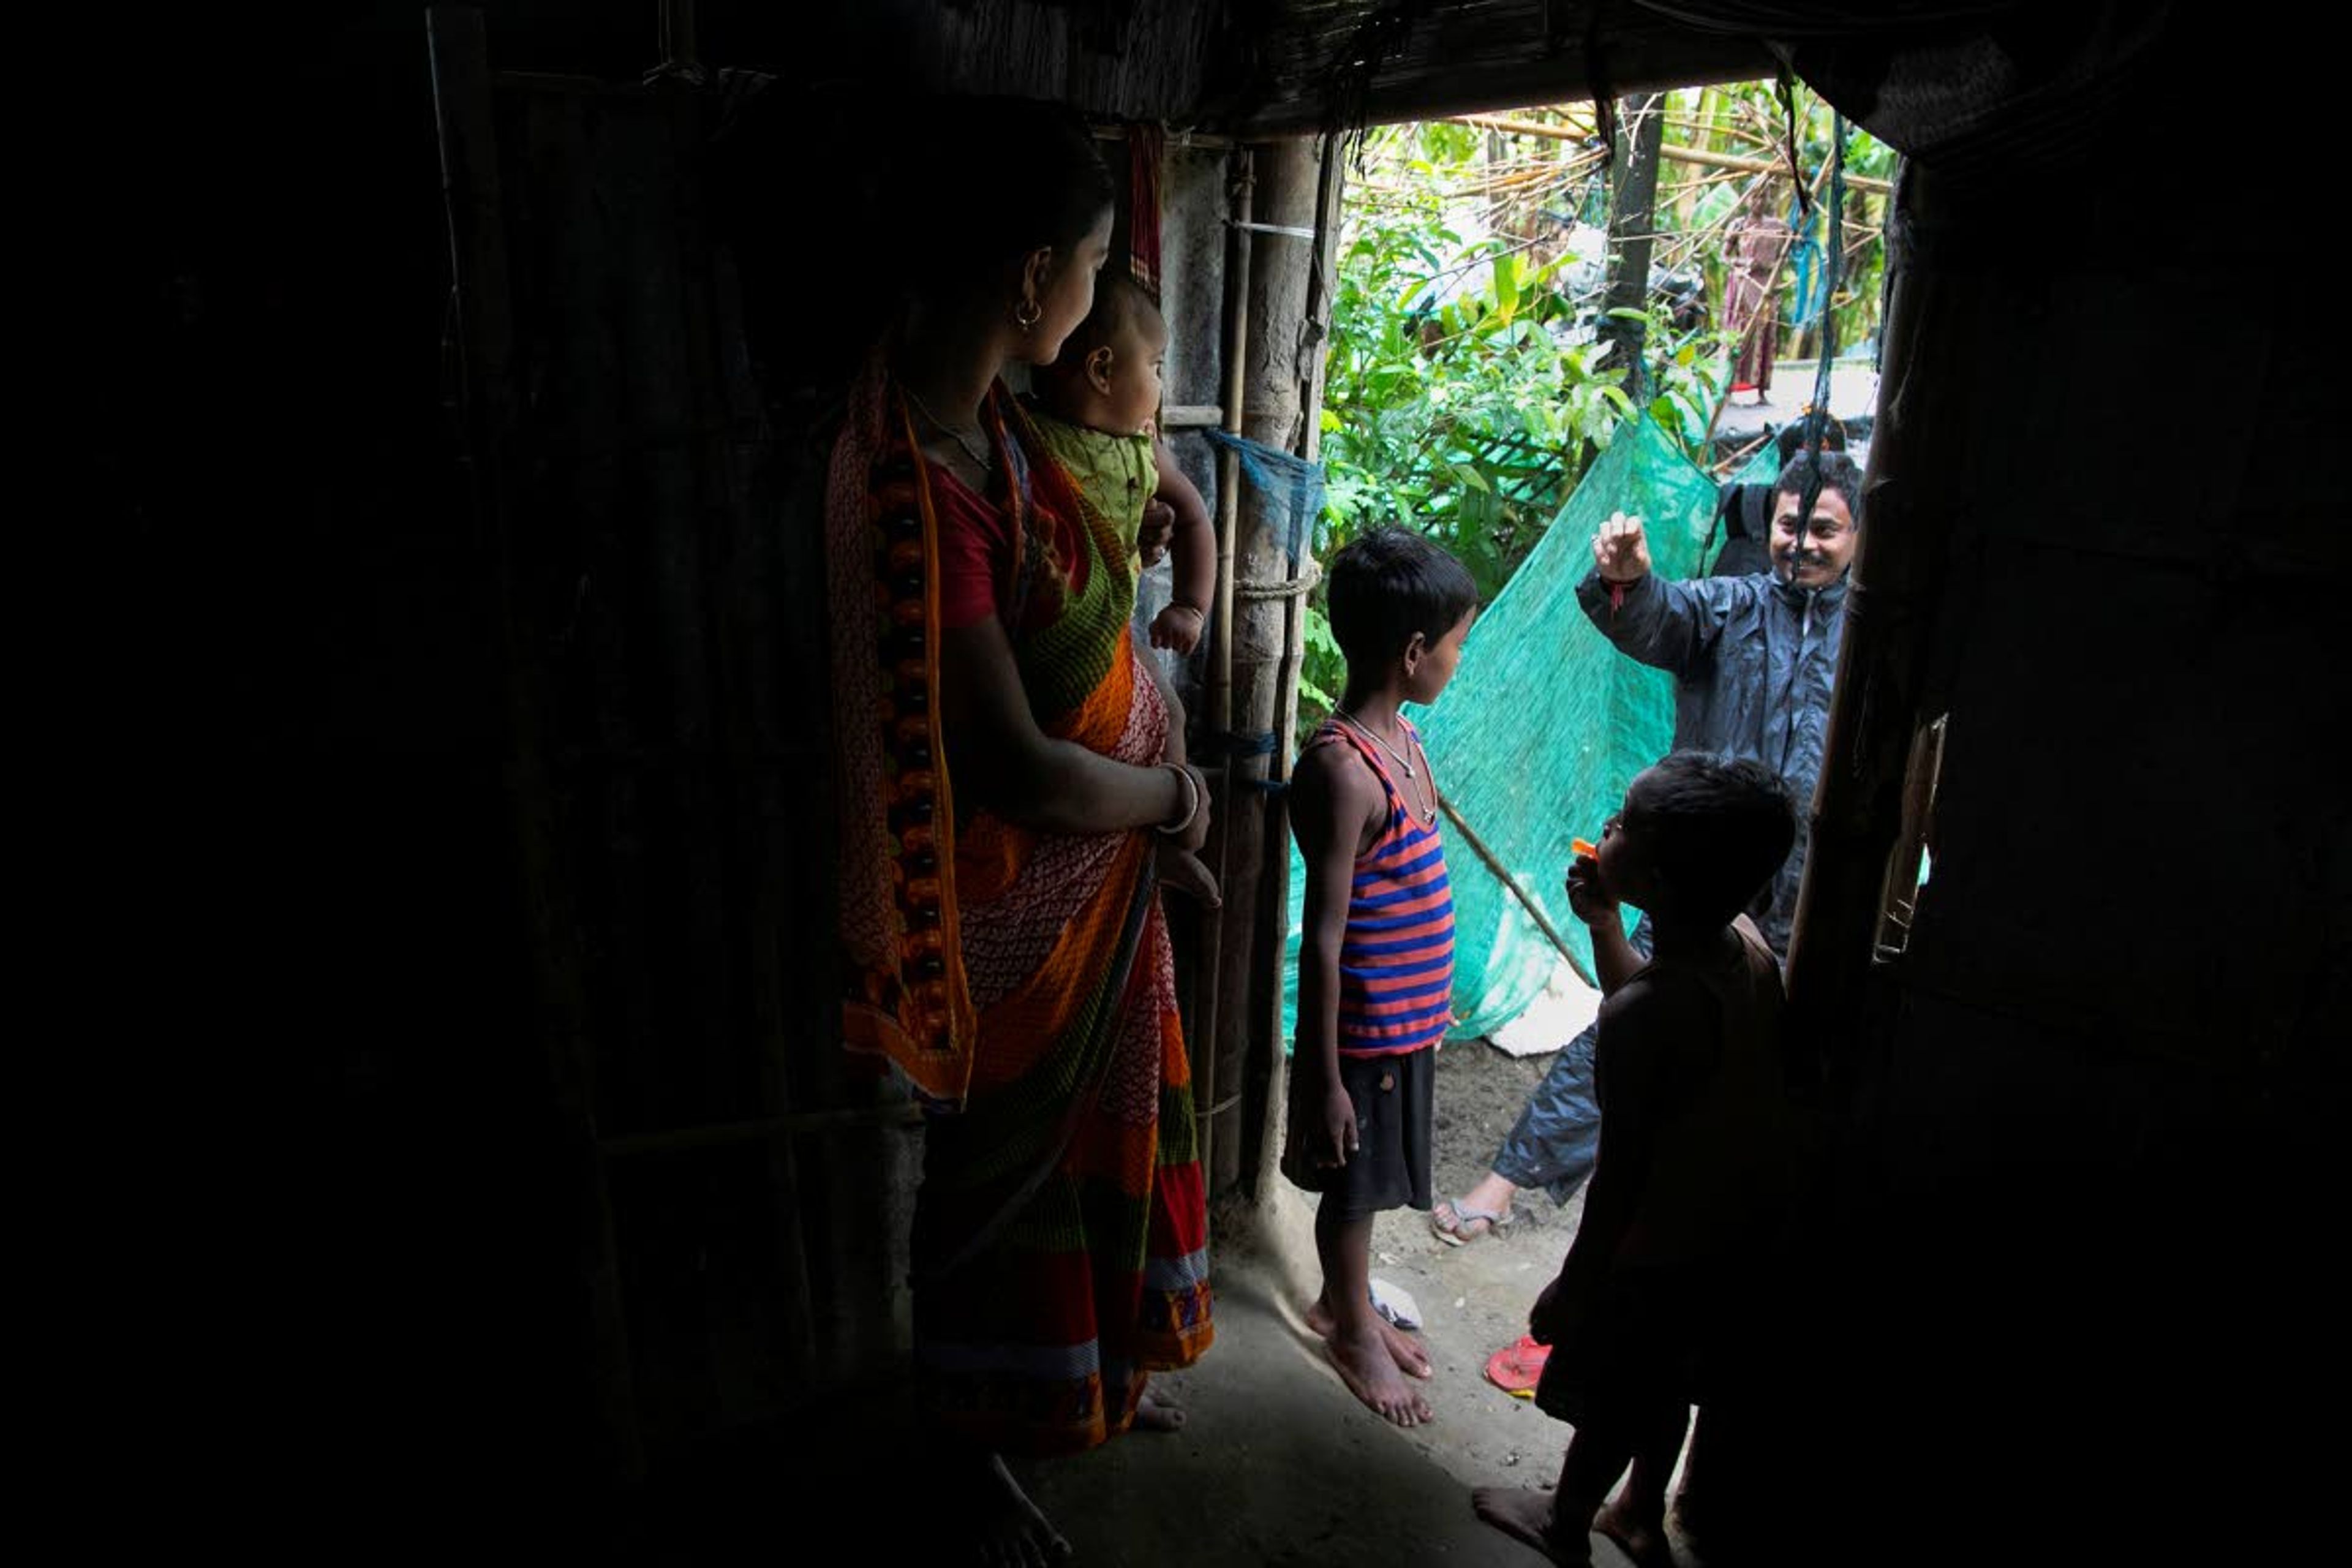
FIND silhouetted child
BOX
[1473,753,1801,1567]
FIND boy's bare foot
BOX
[1134,1384,1186,1432]
[954,1452,1071,1567]
[1324,1320,1433,1427]
[1594,1499,1673,1568]
[1306,1296,1433,1379]
[1471,1486,1591,1566]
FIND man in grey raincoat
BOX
[1433,450,1863,1243]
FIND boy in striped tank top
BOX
[1284,526,1477,1428]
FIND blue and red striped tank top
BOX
[1311,715,1457,1058]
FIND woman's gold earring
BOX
[1014,298,1042,331]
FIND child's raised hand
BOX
[1593,511,1651,583]
[1565,853,1618,929]
[1150,600,1205,654]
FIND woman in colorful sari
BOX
[822,97,1215,1563]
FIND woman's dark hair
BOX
[1325,526,1479,671]
[1624,753,1797,927]
[707,91,1110,394]
[907,96,1115,295]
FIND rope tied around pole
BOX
[1235,557,1323,601]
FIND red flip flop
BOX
[1484,1334,1550,1399]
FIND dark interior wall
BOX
[88,4,626,1543]
[1743,16,2345,1564]
[86,6,1253,1544]
[88,3,751,1544]
[491,69,903,1452]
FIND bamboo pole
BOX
[1094,124,1237,151]
[1193,148,1254,1188]
[1279,135,1342,784]
[1601,95,1667,403]
[1217,136,1317,1196]
[1245,134,1346,1202]
[1783,161,1961,1098]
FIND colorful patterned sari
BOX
[823,356,1213,1455]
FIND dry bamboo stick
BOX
[1713,429,1773,476]
[1194,148,1254,1188]
[1451,114,1890,195]
[1436,791,1591,984]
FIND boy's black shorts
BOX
[1280,1047,1434,1218]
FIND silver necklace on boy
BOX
[902,384,993,473]
[1336,706,1417,775]
[1335,706,1438,824]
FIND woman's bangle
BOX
[1155,763,1200,837]
[1168,597,1205,617]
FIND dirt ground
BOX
[1367,1039,1616,1518]
[1018,1039,1687,1568]
[1378,1033,1597,1494]
[1425,1031,1583,1230]
[661,1041,1686,1567]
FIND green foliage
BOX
[1303,94,1887,740]
[1305,121,1738,735]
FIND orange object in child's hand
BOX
[1571,838,1598,859]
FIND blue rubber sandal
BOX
[1430,1197,1514,1245]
